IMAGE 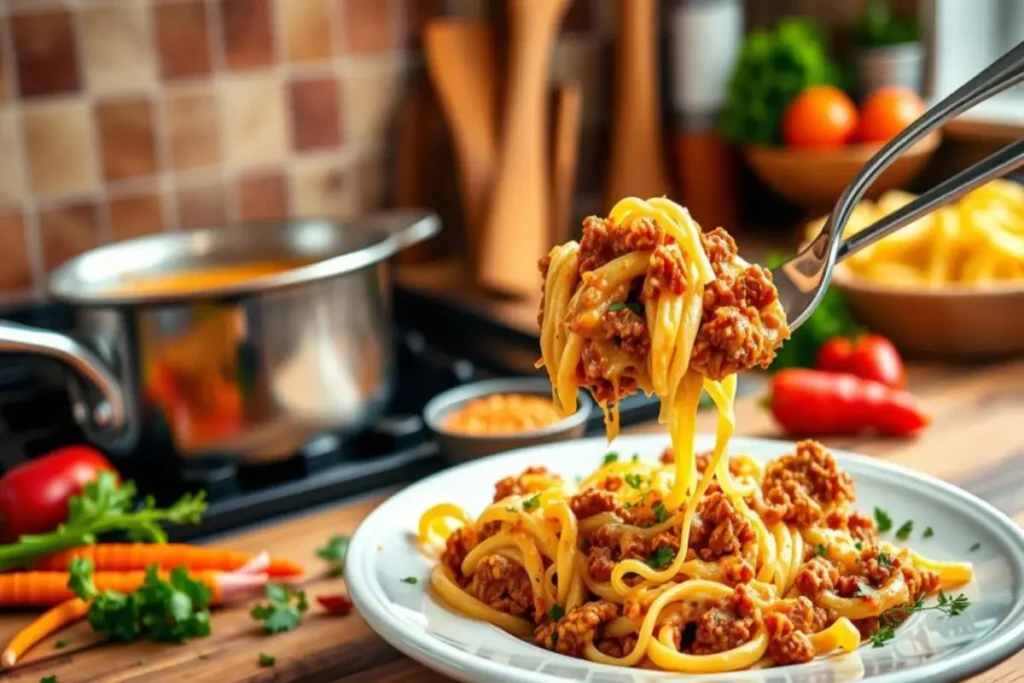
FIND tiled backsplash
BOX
[0,0,447,302]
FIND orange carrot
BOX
[0,570,225,607]
[32,544,303,578]
[1,598,88,668]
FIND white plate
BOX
[346,435,1024,683]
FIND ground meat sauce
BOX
[757,440,856,527]
[690,586,762,654]
[493,466,560,503]
[469,554,535,619]
[534,600,621,656]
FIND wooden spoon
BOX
[478,0,570,296]
[604,0,670,210]
[423,20,498,269]
[550,82,583,245]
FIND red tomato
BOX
[0,446,117,542]
[815,334,906,389]
[857,87,926,143]
[782,86,859,149]
[316,593,354,615]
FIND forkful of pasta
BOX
[774,41,1024,331]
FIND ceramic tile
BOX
[341,0,396,54]
[0,212,32,293]
[290,156,358,218]
[279,0,334,63]
[219,0,274,70]
[0,109,26,208]
[398,0,445,49]
[154,1,213,79]
[10,9,80,97]
[176,182,225,228]
[38,201,100,272]
[164,85,221,170]
[79,3,156,95]
[237,171,287,221]
[21,100,97,197]
[341,60,405,146]
[108,190,165,242]
[221,74,286,168]
[95,98,158,182]
[289,75,341,152]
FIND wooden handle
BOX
[604,0,670,210]
[423,21,498,269]
[477,0,570,296]
[551,83,583,245]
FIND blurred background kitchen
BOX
[0,0,1019,535]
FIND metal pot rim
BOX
[47,211,440,307]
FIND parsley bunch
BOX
[0,472,206,570]
[69,557,212,643]
[251,584,308,634]
[316,535,350,577]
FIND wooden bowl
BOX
[833,268,1024,358]
[744,134,941,212]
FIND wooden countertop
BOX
[2,359,1023,683]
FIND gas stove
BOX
[0,288,756,539]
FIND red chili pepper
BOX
[0,446,118,542]
[316,593,353,615]
[816,334,906,389]
[768,369,929,437]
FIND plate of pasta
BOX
[805,179,1024,355]
[348,195,1024,681]
[346,434,1024,682]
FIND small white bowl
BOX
[423,377,594,464]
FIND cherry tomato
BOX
[782,85,859,149]
[316,593,353,615]
[815,334,906,389]
[857,87,926,143]
[0,446,117,542]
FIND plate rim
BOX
[347,434,1024,683]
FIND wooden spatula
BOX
[550,82,583,246]
[423,20,498,268]
[604,0,670,210]
[478,0,570,296]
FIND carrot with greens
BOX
[0,568,267,607]
[1,598,88,667]
[32,544,303,578]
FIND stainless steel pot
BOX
[0,211,439,462]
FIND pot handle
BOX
[0,320,126,430]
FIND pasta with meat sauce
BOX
[417,198,972,672]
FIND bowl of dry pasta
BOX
[805,180,1024,357]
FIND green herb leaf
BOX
[652,502,668,524]
[895,520,914,540]
[401,576,418,585]
[923,527,934,539]
[259,653,276,667]
[815,544,826,557]
[877,552,892,570]
[548,604,565,621]
[646,547,675,569]
[968,542,981,552]
[874,507,893,533]
[522,494,542,512]
[623,473,644,490]
[251,584,308,634]
[54,638,69,649]
[316,535,350,577]
[602,452,619,466]
[869,591,970,647]
[41,676,58,683]
[854,541,863,550]
[607,302,626,312]
[631,454,640,463]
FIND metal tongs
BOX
[774,41,1024,331]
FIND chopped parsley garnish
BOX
[923,527,934,538]
[646,547,675,569]
[523,494,541,512]
[631,454,640,463]
[623,473,644,489]
[401,576,418,585]
[815,544,826,557]
[55,638,69,649]
[968,542,981,552]
[854,541,863,550]
[877,552,892,570]
[250,584,308,634]
[874,507,893,533]
[548,604,565,621]
[316,535,350,577]
[607,302,626,312]
[602,452,619,465]
[41,677,57,683]
[895,520,914,540]
[869,591,970,648]
[258,653,275,667]
[652,502,668,524]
